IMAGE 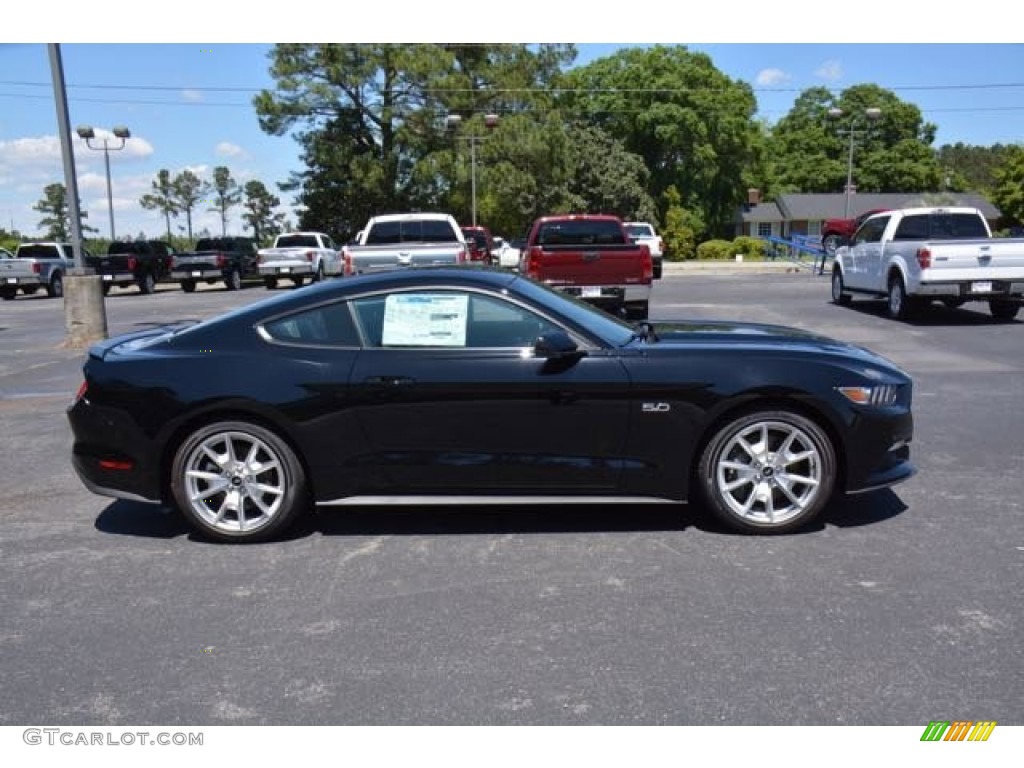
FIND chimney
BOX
[747,188,761,206]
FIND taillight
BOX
[525,246,543,279]
[32,262,41,274]
[127,256,138,272]
[640,244,653,282]
[73,380,88,404]
[170,255,178,269]
[456,245,467,264]
[343,249,353,276]
[306,250,315,263]
[916,248,931,269]
[216,253,227,268]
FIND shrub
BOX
[696,239,735,260]
[732,236,766,259]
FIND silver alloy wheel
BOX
[831,268,849,304]
[713,419,824,527]
[182,430,286,535]
[888,277,904,317]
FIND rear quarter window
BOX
[262,302,360,346]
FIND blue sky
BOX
[1,34,1021,240]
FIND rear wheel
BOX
[653,261,663,280]
[46,271,64,298]
[989,299,1021,321]
[698,410,836,534]
[138,271,156,294]
[886,274,919,321]
[180,280,196,293]
[0,286,16,301]
[225,268,242,291]
[22,285,39,295]
[264,277,278,290]
[626,301,649,320]
[291,275,305,288]
[313,263,325,283]
[831,267,851,306]
[170,421,307,543]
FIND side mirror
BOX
[534,331,585,361]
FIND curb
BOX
[662,260,818,276]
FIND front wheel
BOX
[821,234,843,256]
[698,410,836,534]
[831,267,851,305]
[170,421,308,543]
[990,299,1021,321]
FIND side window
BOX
[262,302,360,346]
[853,217,889,245]
[351,291,562,349]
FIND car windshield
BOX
[510,276,635,347]
[625,224,654,238]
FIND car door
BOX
[844,216,888,290]
[347,287,632,493]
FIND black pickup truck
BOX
[87,240,175,295]
[170,237,259,292]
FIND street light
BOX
[445,113,499,227]
[76,124,131,240]
[827,107,881,218]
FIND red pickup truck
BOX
[821,208,889,255]
[519,214,653,318]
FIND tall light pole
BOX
[828,107,881,218]
[445,113,499,226]
[76,124,131,240]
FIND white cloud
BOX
[755,68,790,86]
[815,59,843,82]
[182,89,204,103]
[215,141,246,158]
[0,135,63,168]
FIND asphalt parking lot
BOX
[0,269,1021,725]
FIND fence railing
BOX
[759,234,827,273]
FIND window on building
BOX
[807,220,822,237]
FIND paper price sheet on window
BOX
[382,294,468,347]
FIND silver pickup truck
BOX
[257,231,341,288]
[0,242,82,300]
[341,213,468,276]
[832,207,1024,321]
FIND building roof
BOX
[774,193,1001,221]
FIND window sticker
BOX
[381,293,468,347]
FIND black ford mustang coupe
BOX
[68,268,915,542]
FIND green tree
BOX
[992,146,1024,227]
[563,124,658,222]
[33,183,95,240]
[769,84,943,194]
[660,185,704,261]
[559,45,761,237]
[936,143,1016,194]
[171,170,209,242]
[139,169,180,242]
[241,180,282,244]
[209,166,242,236]
[255,43,575,239]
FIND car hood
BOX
[642,319,905,372]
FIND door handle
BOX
[363,375,416,387]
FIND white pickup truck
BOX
[831,207,1024,321]
[341,213,468,276]
[0,242,83,300]
[257,232,342,289]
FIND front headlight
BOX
[837,384,900,407]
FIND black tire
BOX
[170,420,308,543]
[886,274,918,321]
[989,300,1020,321]
[698,410,836,534]
[0,286,16,301]
[46,271,63,298]
[627,301,650,320]
[313,263,325,283]
[138,271,156,295]
[101,283,111,296]
[291,275,305,288]
[264,277,278,290]
[822,234,843,256]
[831,267,851,306]
[181,280,196,293]
[653,261,663,280]
[941,298,966,310]
[225,268,242,291]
